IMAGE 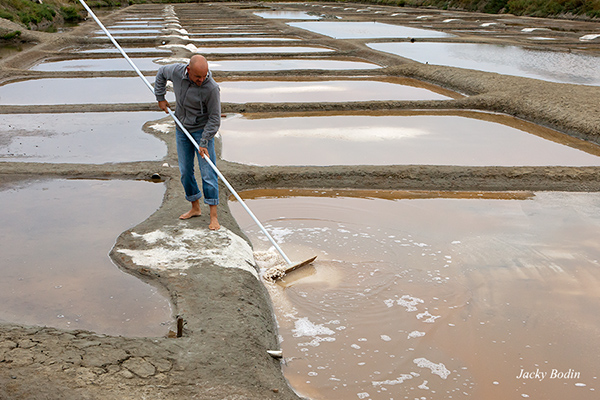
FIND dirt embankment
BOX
[1,2,600,399]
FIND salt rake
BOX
[78,0,317,277]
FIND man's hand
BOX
[198,147,209,159]
[158,100,170,113]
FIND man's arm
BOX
[154,64,174,113]
[199,86,221,149]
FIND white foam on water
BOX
[380,334,392,341]
[418,380,429,389]
[372,373,415,386]
[417,311,441,323]
[293,317,336,337]
[298,336,336,347]
[408,331,426,339]
[389,294,424,312]
[579,34,600,41]
[413,358,451,379]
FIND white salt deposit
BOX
[253,249,288,281]
[580,34,600,41]
[148,121,174,134]
[163,27,188,35]
[158,43,198,53]
[521,27,550,32]
[159,34,190,40]
[413,358,451,379]
[118,226,258,278]
[155,57,191,64]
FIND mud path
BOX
[1,2,599,399]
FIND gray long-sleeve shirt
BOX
[154,63,221,148]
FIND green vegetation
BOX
[0,0,598,33]
[339,0,600,18]
[0,0,86,29]
[1,28,20,39]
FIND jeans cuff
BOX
[186,192,203,202]
[204,198,219,206]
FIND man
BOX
[154,54,221,230]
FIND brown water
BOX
[0,179,172,337]
[220,111,600,166]
[229,189,600,399]
[30,57,379,72]
[219,78,456,104]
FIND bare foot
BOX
[209,205,220,230]
[179,209,202,220]
[179,200,202,220]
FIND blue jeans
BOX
[176,127,219,205]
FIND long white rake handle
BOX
[78,0,294,266]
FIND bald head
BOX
[187,55,209,86]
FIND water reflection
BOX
[0,112,167,164]
[30,57,377,72]
[367,42,600,86]
[78,46,171,54]
[220,112,600,166]
[31,57,161,72]
[0,179,172,337]
[159,45,334,54]
[211,59,380,71]
[254,11,323,20]
[229,190,600,400]
[220,78,455,103]
[0,77,173,105]
[288,21,454,39]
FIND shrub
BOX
[1,29,21,40]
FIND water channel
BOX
[220,112,600,167]
[0,112,167,163]
[229,189,600,400]
[0,179,172,337]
